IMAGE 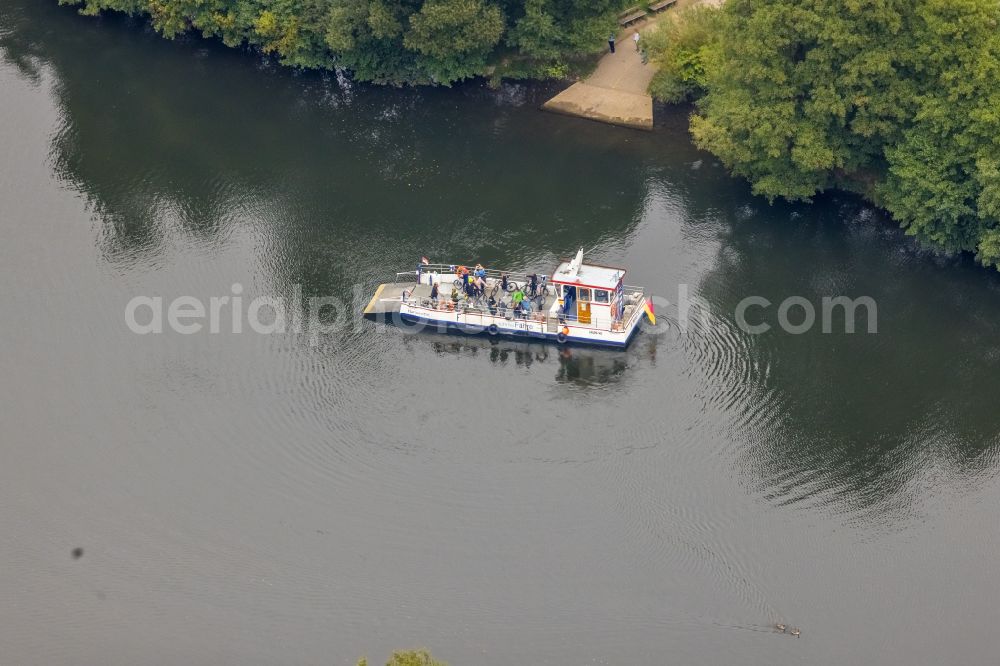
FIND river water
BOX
[2,2,999,664]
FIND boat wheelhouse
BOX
[363,250,652,348]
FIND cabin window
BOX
[594,289,610,304]
[578,288,591,302]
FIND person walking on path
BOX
[608,32,616,53]
[633,29,640,52]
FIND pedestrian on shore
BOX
[608,32,616,53]
[633,30,640,52]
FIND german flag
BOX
[644,297,656,326]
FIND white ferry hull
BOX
[398,302,645,349]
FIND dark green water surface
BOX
[2,2,999,664]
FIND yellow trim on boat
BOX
[364,283,388,315]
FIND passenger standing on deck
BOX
[608,32,616,53]
[633,29,640,51]
[430,282,439,304]
[512,287,525,317]
[501,273,509,292]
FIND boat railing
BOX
[400,290,647,332]
[401,263,558,287]
[403,298,591,328]
[400,265,647,299]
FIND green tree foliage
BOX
[877,0,1000,265]
[404,0,505,82]
[58,0,624,84]
[685,0,1000,267]
[645,5,722,104]
[498,0,621,79]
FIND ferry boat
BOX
[364,250,654,348]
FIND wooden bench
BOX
[649,0,677,11]
[618,9,648,27]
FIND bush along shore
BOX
[57,0,627,84]
[645,0,1000,268]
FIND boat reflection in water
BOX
[422,336,649,386]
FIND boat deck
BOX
[363,282,432,317]
[367,288,556,317]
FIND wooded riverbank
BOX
[645,0,1000,269]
